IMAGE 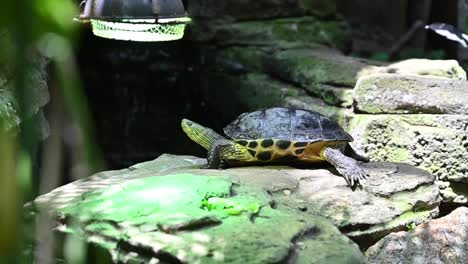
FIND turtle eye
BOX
[184,120,193,127]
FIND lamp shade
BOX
[79,0,188,21]
[77,0,191,42]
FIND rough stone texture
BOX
[354,74,468,115]
[365,207,468,264]
[200,72,303,123]
[436,181,468,204]
[266,48,380,107]
[276,162,440,244]
[346,114,468,184]
[30,154,441,262]
[31,154,366,264]
[365,59,467,80]
[199,46,379,115]
[191,17,351,51]
[189,0,338,23]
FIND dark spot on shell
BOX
[295,148,305,155]
[294,142,308,147]
[261,139,274,148]
[248,149,256,157]
[248,141,258,148]
[257,151,272,161]
[276,140,291,150]
[236,140,248,146]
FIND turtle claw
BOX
[336,161,369,187]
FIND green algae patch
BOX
[60,173,234,225]
[202,197,260,215]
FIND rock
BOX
[130,154,207,172]
[192,17,351,50]
[365,207,468,264]
[31,154,440,260]
[188,0,339,23]
[354,74,468,115]
[31,155,365,264]
[275,162,440,246]
[346,114,468,183]
[366,59,467,80]
[436,181,468,204]
[200,46,379,117]
[266,48,380,107]
[200,72,308,123]
[200,70,350,125]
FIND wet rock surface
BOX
[365,207,468,264]
[31,154,442,263]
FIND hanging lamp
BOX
[76,0,191,42]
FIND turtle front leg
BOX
[345,143,369,162]
[206,141,227,169]
[205,140,252,169]
[322,147,368,186]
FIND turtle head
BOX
[182,119,225,150]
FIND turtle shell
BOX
[223,107,353,143]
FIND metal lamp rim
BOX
[76,14,191,24]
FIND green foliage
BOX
[202,197,261,215]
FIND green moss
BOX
[346,210,433,238]
[218,17,351,49]
[383,210,432,231]
[372,147,410,163]
[202,197,260,215]
[275,50,358,86]
[216,47,268,72]
[300,0,337,18]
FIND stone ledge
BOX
[31,154,441,262]
[365,207,468,264]
[354,74,468,115]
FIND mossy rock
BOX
[346,114,468,183]
[201,17,351,50]
[31,155,365,264]
[265,48,380,107]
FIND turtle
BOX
[181,107,368,186]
